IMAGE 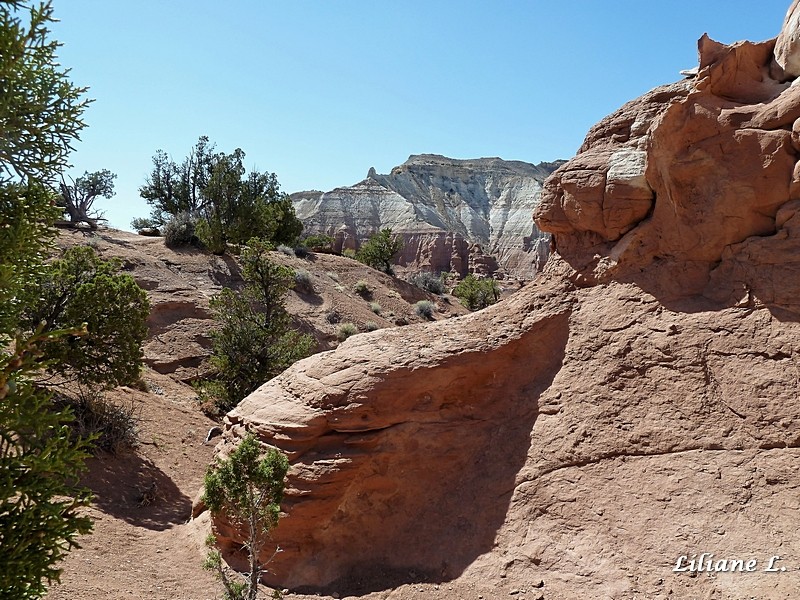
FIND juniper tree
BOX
[58,169,116,229]
[0,2,95,596]
[200,238,313,413]
[202,434,289,600]
[356,228,403,275]
[452,274,500,311]
[138,137,303,253]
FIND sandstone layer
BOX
[208,11,800,600]
[291,156,562,279]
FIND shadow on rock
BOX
[245,308,572,594]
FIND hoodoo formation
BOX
[205,4,800,599]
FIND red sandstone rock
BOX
[206,11,800,600]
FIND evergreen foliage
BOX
[0,1,90,185]
[22,246,150,388]
[0,2,95,596]
[299,233,334,252]
[202,434,289,600]
[452,274,500,310]
[201,239,313,413]
[138,137,302,253]
[355,228,403,274]
[0,335,93,598]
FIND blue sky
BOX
[52,1,792,230]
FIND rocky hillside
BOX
[48,228,474,600]
[291,155,563,279]
[54,229,470,385]
[209,5,800,600]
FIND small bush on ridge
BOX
[301,233,334,252]
[409,271,445,295]
[294,269,314,294]
[163,211,197,248]
[353,280,370,296]
[414,300,435,319]
[337,322,358,340]
[453,274,500,311]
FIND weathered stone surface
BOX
[212,273,800,598]
[292,156,561,278]
[207,11,800,600]
[535,34,797,305]
[775,0,800,77]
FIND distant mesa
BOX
[291,154,565,279]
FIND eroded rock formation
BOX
[208,6,800,599]
[292,156,562,279]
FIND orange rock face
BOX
[535,34,800,306]
[207,15,800,600]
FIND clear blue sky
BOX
[52,1,792,230]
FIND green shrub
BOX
[163,211,197,248]
[414,300,435,319]
[277,244,294,256]
[130,216,156,231]
[342,248,357,259]
[326,271,340,282]
[409,271,445,295]
[200,239,313,413]
[301,233,334,252]
[337,322,358,340]
[453,274,500,311]
[140,136,303,255]
[365,321,378,332]
[356,229,403,274]
[203,434,289,600]
[23,246,150,388]
[0,2,96,594]
[353,280,370,296]
[369,302,382,314]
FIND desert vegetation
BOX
[337,322,358,340]
[134,136,303,255]
[355,228,403,274]
[202,434,288,600]
[409,270,446,295]
[0,2,149,596]
[198,239,313,414]
[452,274,500,310]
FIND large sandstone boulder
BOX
[206,10,800,600]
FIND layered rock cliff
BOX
[207,4,800,599]
[291,155,562,278]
